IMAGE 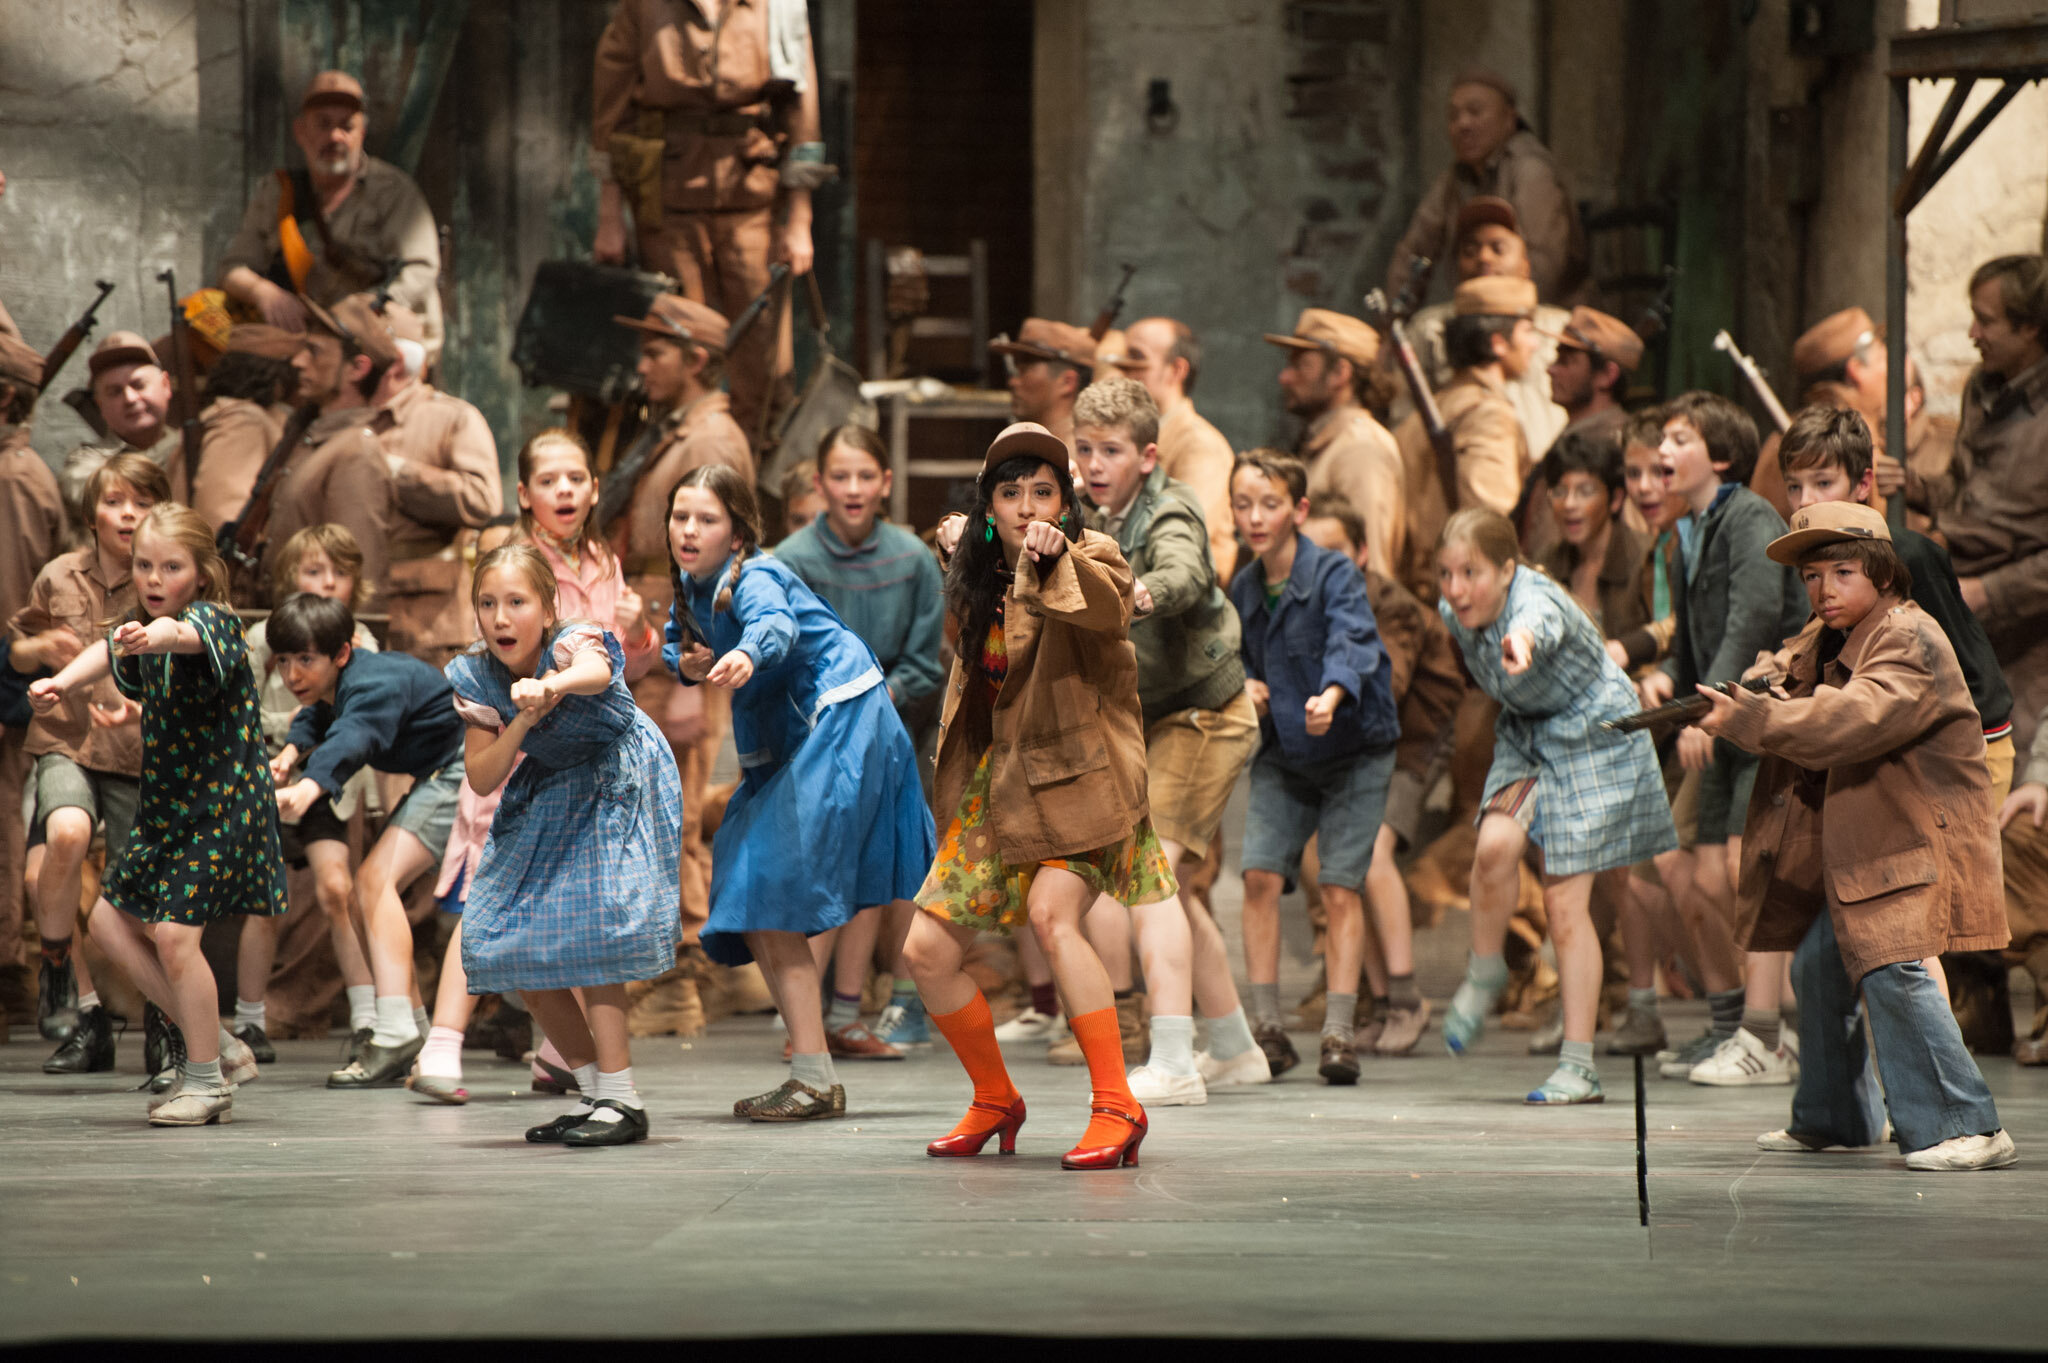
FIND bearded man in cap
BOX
[991,319,1098,452]
[1115,316,1237,582]
[58,333,178,531]
[1387,68,1587,305]
[1267,309,1407,583]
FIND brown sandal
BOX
[743,1079,846,1122]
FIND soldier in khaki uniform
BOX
[1516,305,1643,557]
[61,332,178,530]
[168,324,301,532]
[1267,308,1407,584]
[603,294,752,946]
[367,303,503,667]
[591,0,830,446]
[990,318,1096,452]
[1114,316,1237,582]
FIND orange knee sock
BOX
[929,991,1020,1134]
[1069,1006,1140,1146]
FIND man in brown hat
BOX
[167,323,301,531]
[591,2,829,447]
[1114,316,1237,582]
[991,319,1098,451]
[366,302,502,667]
[1387,69,1587,305]
[604,294,752,960]
[265,294,396,595]
[58,333,178,530]
[1511,305,1646,559]
[1268,308,1407,583]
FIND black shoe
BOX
[230,1021,277,1064]
[1318,1033,1360,1086]
[37,957,79,1042]
[44,1005,115,1074]
[327,1033,425,1088]
[531,1055,580,1095]
[143,1004,186,1093]
[561,1099,650,1147]
[526,1104,596,1143]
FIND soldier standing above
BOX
[591,0,830,446]
[60,333,178,529]
[217,71,443,358]
[1268,308,1406,585]
[1114,316,1237,582]
[990,319,1096,453]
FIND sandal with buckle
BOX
[744,1079,846,1122]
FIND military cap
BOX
[990,319,1098,369]
[1452,277,1538,319]
[1767,499,1890,565]
[301,70,366,115]
[1546,306,1644,372]
[87,330,162,378]
[613,294,730,355]
[981,422,1070,479]
[303,292,400,367]
[1263,308,1381,369]
[1792,307,1881,385]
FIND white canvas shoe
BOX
[1127,1064,1208,1106]
[993,1008,1067,1043]
[1195,1046,1273,1087]
[1904,1130,2018,1171]
[1688,1028,1796,1086]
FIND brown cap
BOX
[1263,307,1381,369]
[1451,66,1518,108]
[1766,499,1890,565]
[377,301,425,344]
[300,70,366,115]
[303,292,400,367]
[0,334,44,389]
[1546,306,1644,372]
[981,421,1071,478]
[1455,195,1521,242]
[1453,277,1538,319]
[225,323,306,361]
[1792,307,1881,384]
[989,318,1097,369]
[87,330,162,378]
[613,293,730,354]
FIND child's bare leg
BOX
[824,908,883,1037]
[1363,822,1411,983]
[305,838,374,993]
[1127,895,1190,1018]
[81,899,175,1011]
[1545,873,1601,1045]
[750,929,828,1056]
[1621,871,1660,991]
[411,922,479,1088]
[1685,840,1745,994]
[1445,812,1525,1053]
[33,810,93,1023]
[582,982,633,1073]
[524,988,595,1068]
[355,829,435,1044]
[235,915,277,1015]
[1239,867,1286,1034]
[149,921,220,1066]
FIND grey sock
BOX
[1559,1038,1596,1075]
[1204,1007,1257,1061]
[1627,986,1659,1014]
[183,1058,224,1088]
[1707,986,1745,1036]
[1388,973,1419,1008]
[791,1051,837,1090]
[1469,953,1509,991]
[413,1005,430,1037]
[1247,982,1281,1029]
[825,991,861,1030]
[1742,1007,1781,1052]
[1323,992,1358,1040]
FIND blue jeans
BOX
[1790,910,2001,1153]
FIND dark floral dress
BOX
[101,600,286,925]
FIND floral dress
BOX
[101,600,286,924]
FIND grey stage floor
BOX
[2,997,2044,1347]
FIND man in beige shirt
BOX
[1114,316,1237,582]
[991,318,1095,453]
[60,333,178,530]
[168,324,301,532]
[1267,308,1407,584]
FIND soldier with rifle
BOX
[172,323,305,535]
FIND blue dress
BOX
[666,553,937,966]
[446,625,682,991]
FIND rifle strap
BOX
[594,410,669,534]
[274,170,318,292]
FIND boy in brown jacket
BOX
[1695,501,2015,1170]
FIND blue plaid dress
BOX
[1442,567,1676,875]
[447,625,682,991]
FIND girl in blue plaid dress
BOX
[1436,510,1677,1104]
[446,544,682,1148]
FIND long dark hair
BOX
[665,463,762,646]
[945,454,1080,670]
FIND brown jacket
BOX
[1720,602,2008,981]
[933,531,1150,863]
[1364,566,1463,778]
[172,397,281,532]
[615,389,754,611]
[1155,397,1237,583]
[1387,129,1588,303]
[1,428,64,628]
[370,379,503,547]
[1392,368,1528,598]
[1302,404,1406,584]
[263,407,394,598]
[1537,519,1650,643]
[10,548,141,775]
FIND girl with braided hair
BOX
[663,464,935,1122]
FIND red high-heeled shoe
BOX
[1060,1104,1147,1170]
[926,1096,1027,1157]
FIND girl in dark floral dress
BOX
[29,505,283,1127]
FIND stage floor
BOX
[3,998,2043,1347]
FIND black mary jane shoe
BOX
[525,1104,596,1144]
[560,1100,650,1148]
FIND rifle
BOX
[1712,330,1792,433]
[40,280,116,392]
[158,269,203,494]
[1601,676,1773,733]
[1635,265,1679,343]
[1365,259,1455,509]
[1089,263,1138,342]
[218,402,322,581]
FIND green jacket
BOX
[1089,467,1245,725]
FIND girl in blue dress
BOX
[446,544,682,1148]
[664,464,936,1123]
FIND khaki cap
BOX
[1453,276,1538,319]
[990,318,1098,369]
[0,334,45,389]
[1792,307,1881,384]
[1547,306,1644,372]
[981,421,1070,479]
[1456,195,1521,242]
[613,293,730,354]
[87,330,162,378]
[1451,67,1519,108]
[1766,499,1890,565]
[301,70,366,115]
[225,323,306,361]
[303,292,400,367]
[1263,307,1381,369]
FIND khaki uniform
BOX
[1300,405,1406,584]
[1,428,65,950]
[1155,397,1237,583]
[1391,369,1529,598]
[169,397,282,532]
[594,0,805,444]
[10,549,142,777]
[1394,300,1569,463]
[369,380,503,664]
[217,157,443,353]
[612,389,752,941]
[1388,130,1588,304]
[262,407,394,599]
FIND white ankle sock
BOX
[345,985,376,1032]
[184,1057,225,1090]
[370,995,420,1048]
[584,1067,643,1123]
[234,999,265,1029]
[563,1063,599,1118]
[78,991,101,1013]
[1148,1015,1196,1076]
[419,1026,465,1079]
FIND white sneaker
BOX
[1195,1046,1273,1087]
[1127,1063,1208,1106]
[1757,1129,1859,1152]
[1688,1028,1796,1086]
[1904,1130,2018,1171]
[994,1008,1067,1043]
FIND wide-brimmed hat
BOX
[613,293,730,354]
[1766,499,1890,565]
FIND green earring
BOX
[984,514,996,542]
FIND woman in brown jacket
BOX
[1696,501,2015,1171]
[902,422,1175,1171]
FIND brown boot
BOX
[627,971,705,1038]
[1118,991,1148,1063]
